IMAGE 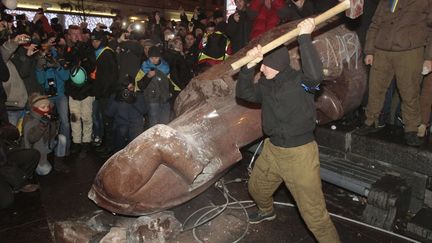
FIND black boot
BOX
[405,132,423,147]
[79,143,91,159]
[355,123,383,136]
[54,156,70,173]
[70,143,82,155]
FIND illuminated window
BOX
[6,9,113,31]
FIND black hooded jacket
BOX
[92,46,118,99]
[116,40,143,84]
[226,8,253,54]
[236,35,322,148]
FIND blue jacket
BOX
[35,48,69,96]
[141,59,170,75]
[36,66,69,96]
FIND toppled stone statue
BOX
[89,16,367,215]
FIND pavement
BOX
[0,139,419,243]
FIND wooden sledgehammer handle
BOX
[230,0,351,70]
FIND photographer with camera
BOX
[1,33,33,125]
[138,46,171,127]
[32,8,54,39]
[22,93,69,175]
[226,0,254,54]
[15,14,32,36]
[106,75,147,152]
[10,33,43,97]
[35,36,71,156]
[64,25,96,157]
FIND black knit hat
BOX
[148,46,161,58]
[262,46,290,72]
[213,10,224,19]
[91,31,106,41]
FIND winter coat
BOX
[365,0,432,59]
[0,123,33,192]
[64,41,96,100]
[0,123,20,166]
[33,15,54,37]
[106,93,147,127]
[11,47,43,96]
[184,44,199,77]
[0,49,9,102]
[226,8,254,54]
[35,66,69,97]
[163,49,191,90]
[141,58,170,74]
[92,46,119,99]
[236,35,322,148]
[35,47,69,96]
[23,110,59,148]
[116,41,143,86]
[1,40,28,109]
[138,61,172,104]
[198,31,232,66]
[249,0,286,39]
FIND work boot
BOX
[70,143,82,155]
[54,156,70,173]
[355,123,383,136]
[405,132,423,147]
[79,143,91,159]
[248,210,276,224]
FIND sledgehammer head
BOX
[345,0,364,19]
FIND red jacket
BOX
[38,15,54,35]
[249,0,285,39]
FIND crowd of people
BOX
[0,0,342,179]
[0,0,430,230]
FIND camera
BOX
[18,36,32,45]
[45,78,57,97]
[43,53,58,69]
[40,113,58,125]
[116,88,136,104]
[150,67,155,71]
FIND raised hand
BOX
[246,45,264,68]
[297,18,315,35]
